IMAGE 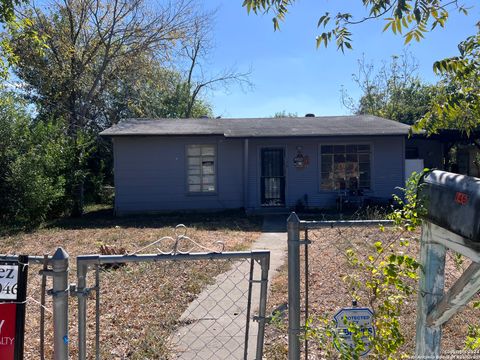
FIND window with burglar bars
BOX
[187,144,216,193]
[320,144,371,191]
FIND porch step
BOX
[248,207,291,215]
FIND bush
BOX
[0,92,68,227]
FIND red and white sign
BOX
[0,303,17,360]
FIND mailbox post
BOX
[415,170,480,357]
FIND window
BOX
[187,145,216,193]
[320,144,371,190]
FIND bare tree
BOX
[340,51,435,125]
[177,12,252,118]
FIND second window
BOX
[320,144,371,191]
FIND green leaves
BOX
[374,241,383,254]
[336,227,419,358]
[243,0,466,51]
[432,57,465,75]
[0,0,27,23]
[417,30,480,134]
[466,325,480,349]
[317,12,330,28]
[242,0,293,31]
[316,32,331,49]
[0,90,69,227]
[389,169,429,231]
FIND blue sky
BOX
[200,0,479,118]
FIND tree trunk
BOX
[68,100,85,218]
[71,177,84,218]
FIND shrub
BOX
[0,91,68,227]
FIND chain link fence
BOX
[298,219,408,359]
[75,251,269,360]
[172,257,264,359]
[1,225,270,360]
[274,213,480,360]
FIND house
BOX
[100,115,411,215]
[457,144,480,177]
[405,130,480,178]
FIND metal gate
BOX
[73,230,270,360]
[1,227,270,360]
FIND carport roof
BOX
[100,115,411,138]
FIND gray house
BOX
[100,115,411,215]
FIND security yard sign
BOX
[333,307,375,357]
[0,256,28,360]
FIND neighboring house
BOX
[404,134,446,182]
[405,130,480,178]
[100,115,411,215]
[457,145,480,177]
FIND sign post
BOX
[0,255,28,360]
[333,307,375,357]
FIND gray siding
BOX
[246,136,405,210]
[114,136,244,214]
[113,135,405,213]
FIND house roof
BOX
[100,115,411,138]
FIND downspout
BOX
[243,138,249,212]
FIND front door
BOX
[261,148,285,207]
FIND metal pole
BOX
[95,265,101,360]
[255,253,270,360]
[244,259,254,360]
[76,251,270,266]
[304,229,309,359]
[287,212,301,360]
[51,247,69,360]
[40,255,48,360]
[415,221,447,357]
[77,261,89,360]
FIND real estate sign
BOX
[333,307,374,357]
[0,257,28,360]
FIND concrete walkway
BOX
[171,215,287,359]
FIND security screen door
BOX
[261,148,285,207]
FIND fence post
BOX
[287,212,301,360]
[415,222,446,357]
[51,247,69,360]
[255,252,270,360]
[77,261,89,360]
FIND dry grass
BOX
[264,225,480,359]
[0,207,262,359]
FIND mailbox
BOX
[419,170,480,244]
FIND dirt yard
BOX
[264,224,480,359]
[0,207,262,359]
